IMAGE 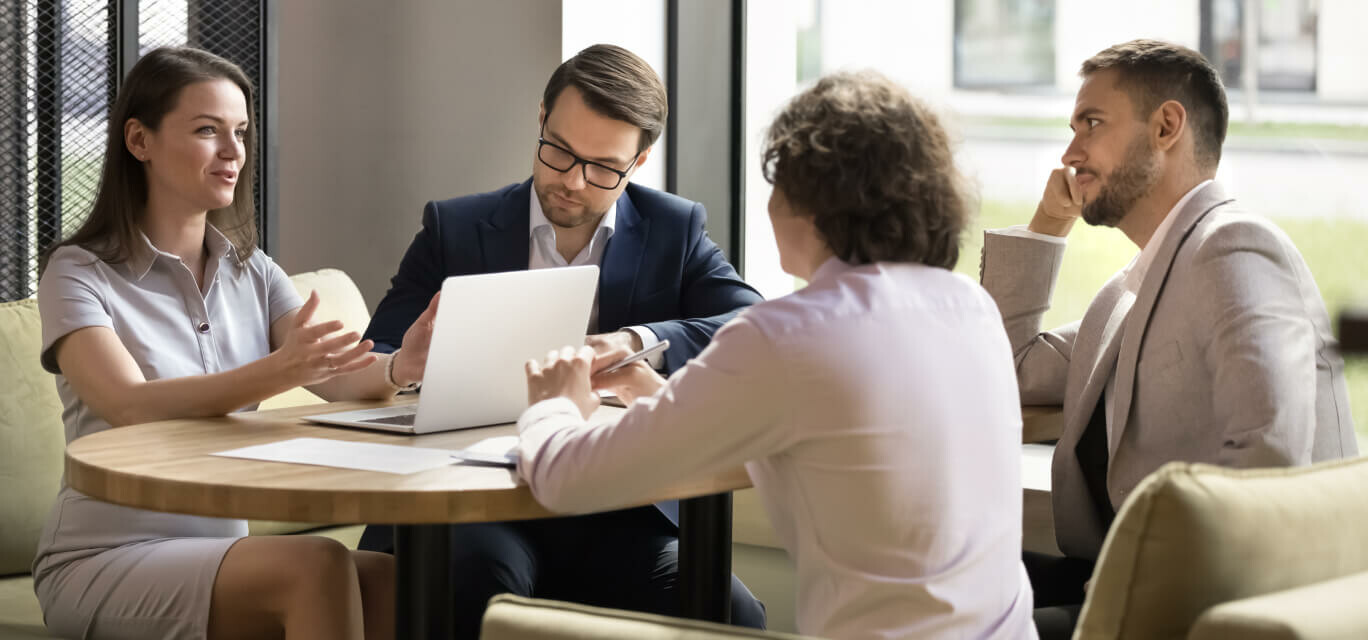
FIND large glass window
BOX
[561,0,667,190]
[744,0,1368,443]
[954,0,1055,88]
[1204,0,1317,91]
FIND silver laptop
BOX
[305,266,598,434]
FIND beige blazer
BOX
[980,182,1357,560]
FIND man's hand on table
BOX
[584,330,642,356]
[590,346,666,405]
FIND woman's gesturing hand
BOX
[274,291,377,387]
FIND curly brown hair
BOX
[761,70,970,269]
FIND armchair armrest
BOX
[1188,571,1368,640]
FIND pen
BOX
[597,339,671,374]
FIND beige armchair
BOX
[1075,455,1368,639]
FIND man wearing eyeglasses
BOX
[357,44,766,636]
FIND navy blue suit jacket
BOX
[364,179,762,374]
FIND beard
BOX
[532,178,609,229]
[1081,134,1160,228]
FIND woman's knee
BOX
[351,550,395,591]
[288,537,357,585]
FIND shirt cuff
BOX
[991,224,1069,245]
[516,397,583,435]
[623,325,665,368]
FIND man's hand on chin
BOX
[1029,166,1084,237]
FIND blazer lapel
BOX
[1107,183,1235,458]
[1084,286,1133,421]
[1064,277,1133,450]
[597,191,648,333]
[477,179,533,274]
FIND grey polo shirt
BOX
[32,224,301,575]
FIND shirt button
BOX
[197,322,211,334]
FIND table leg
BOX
[395,524,453,639]
[677,492,733,623]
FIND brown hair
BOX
[542,44,668,153]
[41,46,258,273]
[761,70,971,269]
[1082,39,1229,169]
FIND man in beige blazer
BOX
[980,39,1357,633]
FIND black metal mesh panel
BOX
[0,0,268,302]
[138,0,184,53]
[186,0,266,246]
[0,3,28,300]
[53,1,111,255]
[0,0,114,302]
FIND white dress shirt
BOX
[517,258,1036,639]
[993,179,1214,439]
[528,192,662,364]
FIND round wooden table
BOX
[66,398,752,638]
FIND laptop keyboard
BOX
[362,412,418,426]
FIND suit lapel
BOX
[1065,278,1133,447]
[597,191,648,332]
[477,179,533,274]
[1107,183,1234,458]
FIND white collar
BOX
[528,187,617,241]
[1123,179,1213,292]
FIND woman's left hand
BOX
[526,345,600,419]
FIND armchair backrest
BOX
[1077,456,1368,638]
[0,299,66,576]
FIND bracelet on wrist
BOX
[385,349,421,392]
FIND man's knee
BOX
[449,523,537,599]
[729,575,767,629]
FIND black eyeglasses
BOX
[536,136,637,190]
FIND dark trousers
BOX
[1024,551,1095,640]
[359,506,766,639]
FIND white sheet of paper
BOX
[450,435,519,467]
[1021,443,1054,492]
[211,437,456,475]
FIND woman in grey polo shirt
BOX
[32,48,434,640]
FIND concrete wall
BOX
[275,1,562,309]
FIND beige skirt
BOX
[34,536,242,640]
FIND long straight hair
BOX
[41,47,258,274]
